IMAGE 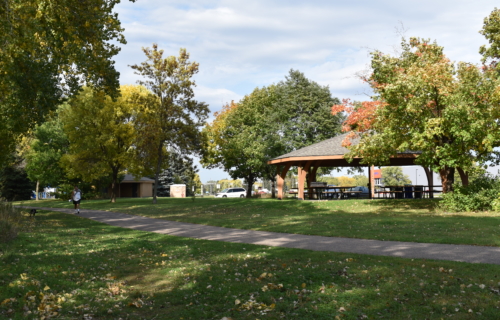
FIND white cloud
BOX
[194,85,242,115]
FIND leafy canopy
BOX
[25,113,69,188]
[0,0,133,166]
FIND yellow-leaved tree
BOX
[60,85,150,202]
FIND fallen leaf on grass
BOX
[128,298,143,308]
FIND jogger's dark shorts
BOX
[73,200,81,205]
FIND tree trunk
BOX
[110,167,119,203]
[439,166,455,193]
[246,172,255,198]
[152,143,164,204]
[456,168,469,187]
[423,167,434,199]
[35,180,39,201]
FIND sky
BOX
[112,0,499,183]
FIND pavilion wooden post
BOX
[297,161,312,200]
[369,165,375,199]
[276,164,292,200]
[423,167,434,199]
[308,164,319,199]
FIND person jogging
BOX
[72,186,82,214]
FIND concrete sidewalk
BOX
[19,206,500,265]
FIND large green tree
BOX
[60,85,147,202]
[202,70,343,197]
[0,0,133,166]
[202,87,283,197]
[25,113,69,200]
[130,45,209,204]
[276,70,343,151]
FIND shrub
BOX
[0,201,25,243]
[492,194,500,212]
[54,183,74,201]
[440,174,500,212]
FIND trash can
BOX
[395,187,404,199]
[414,186,423,199]
[404,186,413,199]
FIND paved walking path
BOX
[19,206,500,265]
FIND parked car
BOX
[257,188,270,194]
[348,186,370,198]
[215,187,247,198]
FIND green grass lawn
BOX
[2,209,500,319]
[18,197,500,247]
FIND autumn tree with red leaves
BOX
[333,35,500,193]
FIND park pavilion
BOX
[267,133,436,200]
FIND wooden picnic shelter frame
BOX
[267,133,435,200]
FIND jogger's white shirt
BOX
[73,190,81,201]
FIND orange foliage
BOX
[331,99,386,146]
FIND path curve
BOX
[18,206,500,265]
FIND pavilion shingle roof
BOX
[272,133,357,160]
[271,132,419,161]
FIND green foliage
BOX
[0,163,34,201]
[276,70,343,151]
[130,45,209,203]
[479,8,500,67]
[216,179,243,191]
[336,176,356,186]
[381,167,411,186]
[353,174,369,186]
[53,183,74,201]
[25,112,69,188]
[0,0,134,167]
[441,174,500,212]
[492,194,500,212]
[0,202,25,243]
